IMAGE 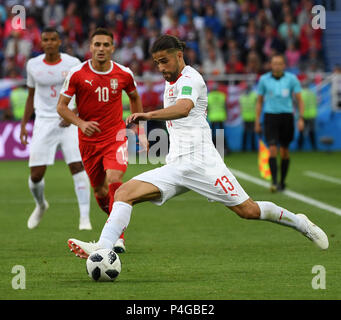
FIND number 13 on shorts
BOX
[215,176,238,196]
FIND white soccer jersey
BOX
[26,53,81,117]
[163,65,214,164]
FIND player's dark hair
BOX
[150,35,186,54]
[271,53,286,63]
[90,28,114,43]
[42,27,60,38]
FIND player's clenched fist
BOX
[79,121,101,136]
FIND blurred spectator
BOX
[121,0,141,12]
[202,45,225,76]
[245,50,262,75]
[199,28,220,61]
[43,0,64,29]
[26,0,45,28]
[10,84,29,121]
[260,0,276,26]
[184,47,201,71]
[204,5,222,37]
[61,2,83,43]
[215,0,239,25]
[22,17,42,56]
[207,83,229,154]
[224,38,241,63]
[115,36,144,66]
[261,24,285,61]
[285,41,301,69]
[299,22,322,60]
[161,7,175,34]
[225,52,244,74]
[297,79,318,150]
[0,3,7,25]
[297,0,314,29]
[242,20,261,56]
[5,30,33,70]
[240,82,257,151]
[278,14,300,45]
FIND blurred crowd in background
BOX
[1,0,336,153]
[0,0,324,80]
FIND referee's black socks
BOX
[269,157,278,186]
[280,158,290,187]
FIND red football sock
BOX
[108,182,122,212]
[95,194,110,216]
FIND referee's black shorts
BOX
[264,113,294,148]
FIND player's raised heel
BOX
[67,238,102,259]
[297,214,329,250]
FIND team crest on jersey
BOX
[110,79,118,89]
[110,79,118,94]
[168,88,174,97]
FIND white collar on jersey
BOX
[88,60,114,75]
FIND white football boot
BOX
[68,238,103,259]
[114,238,126,253]
[27,200,49,229]
[297,214,329,250]
[79,217,92,230]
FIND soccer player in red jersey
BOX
[57,28,148,253]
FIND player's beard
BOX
[164,65,181,83]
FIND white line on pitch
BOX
[231,168,341,217]
[303,171,341,185]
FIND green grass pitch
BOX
[0,152,341,300]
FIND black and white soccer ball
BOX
[86,249,121,282]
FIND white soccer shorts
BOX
[28,117,82,167]
[132,158,249,207]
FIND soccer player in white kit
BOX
[20,27,91,230]
[68,35,328,260]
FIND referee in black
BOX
[255,54,304,192]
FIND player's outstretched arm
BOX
[20,87,35,145]
[126,98,193,125]
[57,94,101,136]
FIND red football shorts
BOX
[79,137,128,188]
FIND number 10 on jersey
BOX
[95,86,109,102]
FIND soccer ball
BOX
[86,249,121,282]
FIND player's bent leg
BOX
[98,180,161,249]
[228,198,260,219]
[69,162,92,230]
[228,199,328,250]
[67,180,161,259]
[27,166,49,229]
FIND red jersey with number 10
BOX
[61,60,136,143]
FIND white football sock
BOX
[256,201,305,232]
[28,177,45,206]
[98,201,132,249]
[72,171,90,219]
